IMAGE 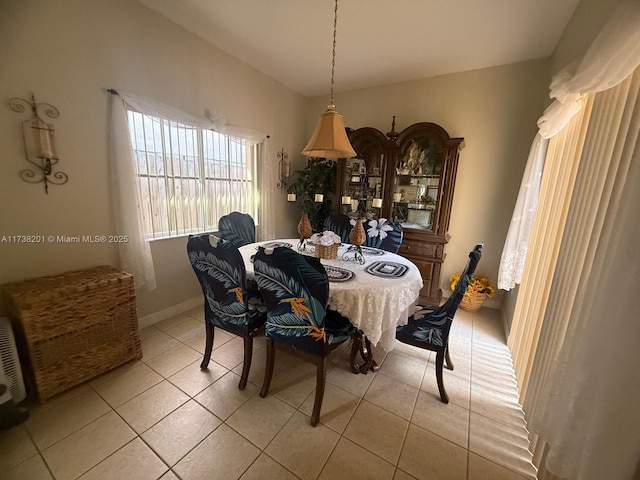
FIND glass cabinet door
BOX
[392,136,443,231]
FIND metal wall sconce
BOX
[277,147,289,191]
[9,93,68,194]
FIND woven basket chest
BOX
[1,265,142,402]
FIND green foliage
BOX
[286,158,336,231]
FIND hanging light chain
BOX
[329,0,338,107]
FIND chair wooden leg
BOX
[435,350,449,404]
[311,357,327,427]
[238,335,253,390]
[350,333,362,374]
[260,339,276,398]
[444,343,454,370]
[200,321,214,370]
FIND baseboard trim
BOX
[138,297,202,329]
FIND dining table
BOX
[238,238,423,373]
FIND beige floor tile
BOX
[116,380,189,433]
[326,362,377,397]
[364,373,419,420]
[78,437,168,480]
[411,391,469,449]
[227,393,295,449]
[89,360,143,388]
[343,400,409,465]
[4,454,52,480]
[421,366,471,409]
[174,424,260,480]
[185,328,235,354]
[145,344,202,378]
[393,469,418,479]
[154,314,193,332]
[470,383,526,429]
[91,362,163,408]
[299,383,360,434]
[42,411,135,480]
[377,351,427,388]
[194,371,259,420]
[159,470,180,479]
[168,359,228,397]
[211,337,247,370]
[269,362,317,408]
[435,353,472,382]
[141,331,181,360]
[26,388,111,450]
[391,340,431,363]
[139,325,163,341]
[471,364,520,398]
[30,383,93,414]
[142,399,222,466]
[398,424,467,480]
[468,452,536,480]
[240,453,299,480]
[183,306,204,321]
[0,425,38,471]
[318,437,395,480]
[164,318,205,342]
[266,411,340,480]
[468,412,536,478]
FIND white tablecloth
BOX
[238,239,423,352]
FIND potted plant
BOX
[450,273,495,312]
[286,157,336,232]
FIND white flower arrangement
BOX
[310,230,342,246]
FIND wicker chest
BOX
[1,265,142,402]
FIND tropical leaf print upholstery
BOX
[362,218,403,253]
[323,214,353,243]
[187,234,266,390]
[396,244,482,403]
[254,247,354,356]
[218,212,256,248]
[254,246,356,426]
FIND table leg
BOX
[350,330,379,374]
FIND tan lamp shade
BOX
[302,105,356,159]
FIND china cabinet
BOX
[337,118,464,305]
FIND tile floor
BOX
[0,306,537,480]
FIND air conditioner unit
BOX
[0,317,26,403]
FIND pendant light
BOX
[302,0,356,159]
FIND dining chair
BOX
[395,244,482,403]
[253,246,356,426]
[363,218,403,253]
[218,212,256,248]
[322,213,353,243]
[187,234,266,390]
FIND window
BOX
[127,111,257,239]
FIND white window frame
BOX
[127,110,258,239]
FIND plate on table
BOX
[365,261,408,278]
[324,265,355,282]
[256,241,293,250]
[361,246,385,256]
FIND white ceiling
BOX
[137,0,580,98]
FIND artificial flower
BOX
[367,218,393,239]
[450,273,495,297]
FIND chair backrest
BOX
[363,218,403,253]
[253,247,330,356]
[218,212,256,247]
[445,243,483,317]
[187,234,249,333]
[322,214,352,243]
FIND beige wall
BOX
[0,0,308,318]
[309,60,551,307]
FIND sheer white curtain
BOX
[257,138,277,241]
[108,90,269,289]
[498,0,640,290]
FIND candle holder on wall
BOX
[276,147,289,191]
[9,94,68,194]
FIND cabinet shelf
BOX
[339,120,464,305]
